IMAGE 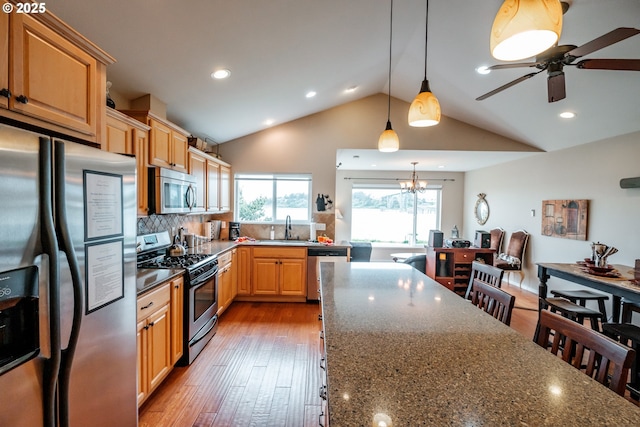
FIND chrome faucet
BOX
[284,215,292,240]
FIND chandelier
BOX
[400,162,427,194]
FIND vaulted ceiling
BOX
[48,0,640,170]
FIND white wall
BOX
[463,131,640,294]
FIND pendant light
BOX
[490,0,563,61]
[408,0,440,127]
[378,0,400,153]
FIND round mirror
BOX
[475,193,489,225]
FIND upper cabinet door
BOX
[149,119,172,168]
[171,131,188,173]
[10,14,98,136]
[0,13,8,110]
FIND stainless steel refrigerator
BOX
[0,123,138,427]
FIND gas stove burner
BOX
[139,253,214,270]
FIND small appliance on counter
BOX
[229,221,241,240]
[445,238,471,248]
[475,230,491,248]
[428,230,444,248]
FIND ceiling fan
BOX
[476,26,640,103]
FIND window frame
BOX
[234,173,313,224]
[350,183,442,246]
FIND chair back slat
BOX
[465,261,504,300]
[535,310,635,396]
[470,278,515,326]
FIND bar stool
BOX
[550,289,609,321]
[543,297,604,331]
[603,301,640,400]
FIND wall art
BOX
[541,199,588,240]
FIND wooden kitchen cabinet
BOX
[188,148,207,212]
[219,164,231,212]
[217,250,234,315]
[137,276,183,407]
[206,158,220,212]
[169,277,184,365]
[105,108,150,216]
[1,12,114,142]
[137,282,172,407]
[236,247,252,296]
[425,247,495,296]
[121,110,189,173]
[251,247,306,297]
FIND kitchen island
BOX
[319,262,640,426]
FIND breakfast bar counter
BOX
[319,262,640,426]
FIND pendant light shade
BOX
[490,0,563,61]
[378,120,400,152]
[408,0,440,127]
[378,0,399,153]
[408,80,441,127]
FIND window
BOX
[235,173,312,223]
[351,185,441,245]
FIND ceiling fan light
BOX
[490,0,563,61]
[408,80,441,127]
[378,120,400,153]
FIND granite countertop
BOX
[319,262,640,426]
[136,268,184,295]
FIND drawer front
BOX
[436,278,454,291]
[454,251,473,263]
[137,283,171,320]
[252,246,305,259]
[217,250,232,265]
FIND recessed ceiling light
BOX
[263,119,275,126]
[437,165,445,169]
[476,66,491,75]
[559,111,576,119]
[211,69,231,79]
[305,91,317,98]
[345,86,358,93]
[371,164,377,167]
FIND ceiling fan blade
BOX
[487,61,542,71]
[576,58,640,71]
[566,27,640,60]
[476,71,541,101]
[547,73,566,103]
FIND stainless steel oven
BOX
[184,258,218,365]
[137,232,218,366]
[149,167,197,214]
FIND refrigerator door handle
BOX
[54,140,84,427]
[39,138,61,427]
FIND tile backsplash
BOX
[137,212,335,241]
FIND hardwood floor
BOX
[138,302,324,427]
[137,281,618,426]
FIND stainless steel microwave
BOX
[149,168,197,214]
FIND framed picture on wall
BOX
[541,199,589,240]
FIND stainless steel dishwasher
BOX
[306,246,349,301]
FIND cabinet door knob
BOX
[0,88,10,99]
[16,95,28,104]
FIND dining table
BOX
[319,261,640,426]
[537,262,640,323]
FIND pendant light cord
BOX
[424,0,429,79]
[387,0,394,122]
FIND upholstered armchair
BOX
[494,230,530,287]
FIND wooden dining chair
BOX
[465,261,504,300]
[469,278,515,326]
[535,310,635,396]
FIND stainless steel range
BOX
[137,231,218,365]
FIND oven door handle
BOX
[190,265,219,287]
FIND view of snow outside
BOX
[236,175,310,222]
[351,188,439,244]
